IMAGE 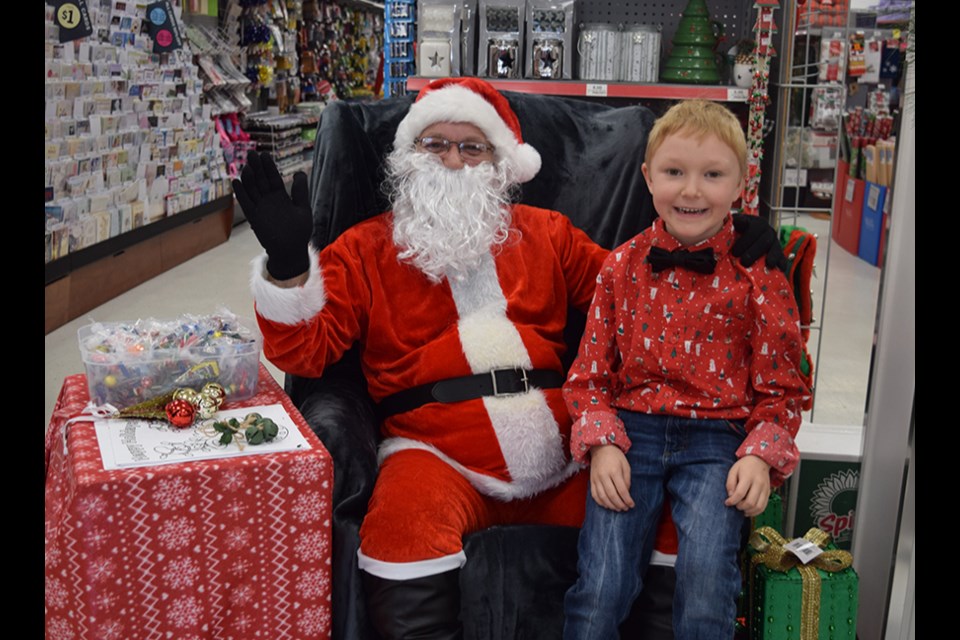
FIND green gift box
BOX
[747,527,858,640]
[753,490,785,533]
[737,492,786,625]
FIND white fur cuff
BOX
[249,245,327,325]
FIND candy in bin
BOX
[78,311,262,409]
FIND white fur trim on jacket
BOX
[393,85,542,183]
[377,437,582,501]
[249,245,327,325]
[357,549,467,580]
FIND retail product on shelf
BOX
[416,0,465,78]
[661,0,723,84]
[241,111,321,177]
[44,2,230,264]
[478,0,525,78]
[619,24,662,83]
[577,22,620,81]
[525,1,577,80]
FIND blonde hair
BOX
[645,100,748,176]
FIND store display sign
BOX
[146,1,183,53]
[55,0,93,43]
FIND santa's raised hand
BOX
[233,151,314,282]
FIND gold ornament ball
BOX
[201,382,227,403]
[173,387,201,406]
[198,397,221,420]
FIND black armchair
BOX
[284,91,670,640]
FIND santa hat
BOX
[393,77,542,183]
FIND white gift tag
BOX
[784,537,824,564]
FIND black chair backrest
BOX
[306,92,658,253]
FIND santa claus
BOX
[233,77,783,639]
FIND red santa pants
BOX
[358,449,587,578]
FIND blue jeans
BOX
[563,411,746,640]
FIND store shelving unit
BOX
[763,1,907,416]
[762,1,847,416]
[407,76,751,101]
[384,0,416,96]
[43,3,235,334]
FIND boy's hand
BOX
[725,455,771,517]
[589,445,635,512]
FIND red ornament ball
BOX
[165,398,197,428]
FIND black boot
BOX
[362,568,464,640]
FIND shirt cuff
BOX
[570,410,630,465]
[250,245,326,325]
[736,420,800,487]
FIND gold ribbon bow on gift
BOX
[748,526,854,640]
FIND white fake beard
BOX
[385,149,517,283]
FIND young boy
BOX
[562,100,811,639]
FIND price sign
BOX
[55,0,92,43]
[585,83,608,97]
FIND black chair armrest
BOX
[287,345,380,517]
[286,346,383,639]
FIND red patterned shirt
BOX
[563,217,811,485]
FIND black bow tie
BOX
[646,246,717,274]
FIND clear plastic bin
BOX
[78,314,262,409]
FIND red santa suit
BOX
[250,76,679,583]
[253,204,614,577]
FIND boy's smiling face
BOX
[641,131,745,246]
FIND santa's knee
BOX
[357,508,468,639]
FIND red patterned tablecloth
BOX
[45,365,333,640]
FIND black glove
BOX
[731,213,788,272]
[233,151,314,281]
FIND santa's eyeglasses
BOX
[415,137,495,158]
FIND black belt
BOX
[377,368,565,420]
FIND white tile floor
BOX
[44,215,882,429]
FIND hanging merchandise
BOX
[818,32,846,83]
[860,32,882,84]
[236,0,275,110]
[741,0,779,217]
[525,1,578,80]
[847,31,865,78]
[478,0,524,78]
[810,86,844,131]
[417,1,462,78]
[661,0,725,84]
[299,1,383,101]
[577,22,620,81]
